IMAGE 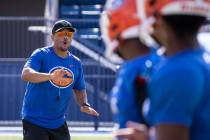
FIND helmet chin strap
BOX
[136,0,159,48]
[138,16,159,48]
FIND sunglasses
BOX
[56,31,74,38]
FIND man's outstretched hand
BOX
[80,106,99,117]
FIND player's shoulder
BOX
[32,46,52,55]
[71,53,81,61]
[123,55,150,69]
[69,53,82,64]
[161,59,199,77]
[40,46,53,53]
[156,53,205,85]
[119,55,150,77]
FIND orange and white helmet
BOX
[100,0,156,63]
[145,0,210,18]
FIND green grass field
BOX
[0,135,112,140]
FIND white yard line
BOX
[0,126,113,136]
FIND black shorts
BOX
[22,119,70,140]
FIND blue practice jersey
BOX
[110,50,161,128]
[22,46,86,129]
[146,47,210,140]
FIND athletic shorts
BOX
[22,119,70,140]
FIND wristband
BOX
[82,102,90,107]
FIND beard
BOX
[59,43,70,51]
[59,46,68,51]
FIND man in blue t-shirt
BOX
[21,20,99,140]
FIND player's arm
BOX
[114,124,188,140]
[73,89,88,106]
[21,67,66,83]
[114,121,149,140]
[72,60,99,116]
[155,124,189,140]
[21,67,51,83]
[21,48,67,83]
[73,89,99,116]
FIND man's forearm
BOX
[21,67,51,83]
[73,89,88,106]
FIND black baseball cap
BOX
[52,20,75,34]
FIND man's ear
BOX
[51,34,54,41]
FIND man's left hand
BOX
[80,106,99,117]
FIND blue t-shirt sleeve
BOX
[24,49,43,71]
[110,63,143,128]
[73,61,86,90]
[149,66,204,126]
[112,65,137,113]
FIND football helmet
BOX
[100,0,156,63]
[145,0,210,17]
